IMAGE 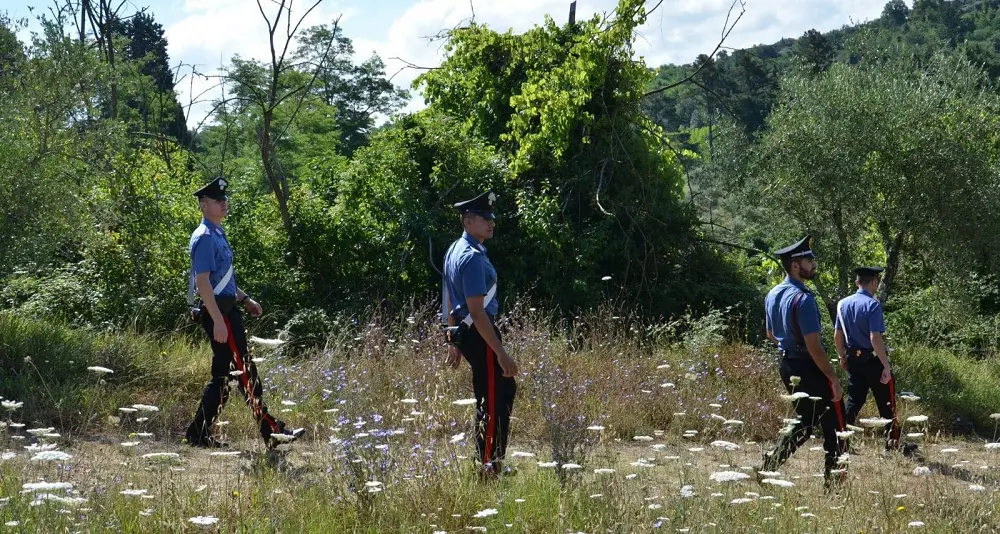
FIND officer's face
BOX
[795,258,817,280]
[199,197,228,219]
[463,213,495,240]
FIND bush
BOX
[278,306,333,358]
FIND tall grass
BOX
[0,307,997,531]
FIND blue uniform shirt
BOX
[834,289,885,350]
[442,231,498,323]
[765,276,822,351]
[190,218,238,297]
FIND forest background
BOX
[2,0,1000,386]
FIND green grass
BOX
[0,310,997,531]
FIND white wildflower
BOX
[986,443,1000,450]
[537,461,557,468]
[510,451,535,458]
[449,433,465,444]
[730,498,753,504]
[594,468,615,475]
[908,521,925,528]
[586,425,605,431]
[757,470,781,477]
[22,482,72,492]
[87,366,114,374]
[709,471,750,483]
[761,479,795,488]
[452,398,477,406]
[836,430,855,439]
[30,493,86,506]
[561,463,582,470]
[132,404,159,412]
[913,466,932,477]
[473,508,498,518]
[633,435,653,442]
[188,516,219,526]
[680,485,695,498]
[859,417,893,427]
[780,392,810,402]
[710,440,741,451]
[1,401,23,411]
[120,489,148,496]
[31,451,71,462]
[906,415,928,423]
[969,484,986,492]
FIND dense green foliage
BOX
[7,0,1000,354]
[0,0,753,336]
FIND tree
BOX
[717,49,1000,318]
[415,0,749,316]
[294,24,408,154]
[793,29,834,74]
[882,0,910,27]
[116,11,191,145]
[221,0,334,258]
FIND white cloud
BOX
[164,0,354,128]
[164,0,891,126]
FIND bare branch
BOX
[641,0,745,99]
[273,15,343,142]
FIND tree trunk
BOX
[878,230,905,304]
[832,204,852,299]
[259,114,294,243]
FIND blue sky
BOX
[0,0,892,126]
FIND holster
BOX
[190,297,238,323]
[442,323,470,347]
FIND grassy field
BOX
[0,309,999,532]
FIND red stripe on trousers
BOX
[224,316,277,433]
[888,376,900,444]
[484,344,496,466]
[829,379,846,454]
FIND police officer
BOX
[760,235,848,487]
[185,176,304,449]
[835,266,914,455]
[442,190,518,478]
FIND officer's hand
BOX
[213,322,229,344]
[497,350,518,377]
[880,367,891,385]
[830,379,844,403]
[447,345,462,369]
[245,298,263,318]
[839,357,847,371]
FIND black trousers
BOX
[459,323,517,468]
[763,357,847,472]
[845,355,901,449]
[187,301,284,443]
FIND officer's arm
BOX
[766,330,777,345]
[834,328,847,358]
[870,331,890,368]
[467,295,508,360]
[195,273,224,323]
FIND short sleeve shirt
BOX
[189,218,237,297]
[834,289,885,350]
[764,276,822,351]
[442,231,498,323]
